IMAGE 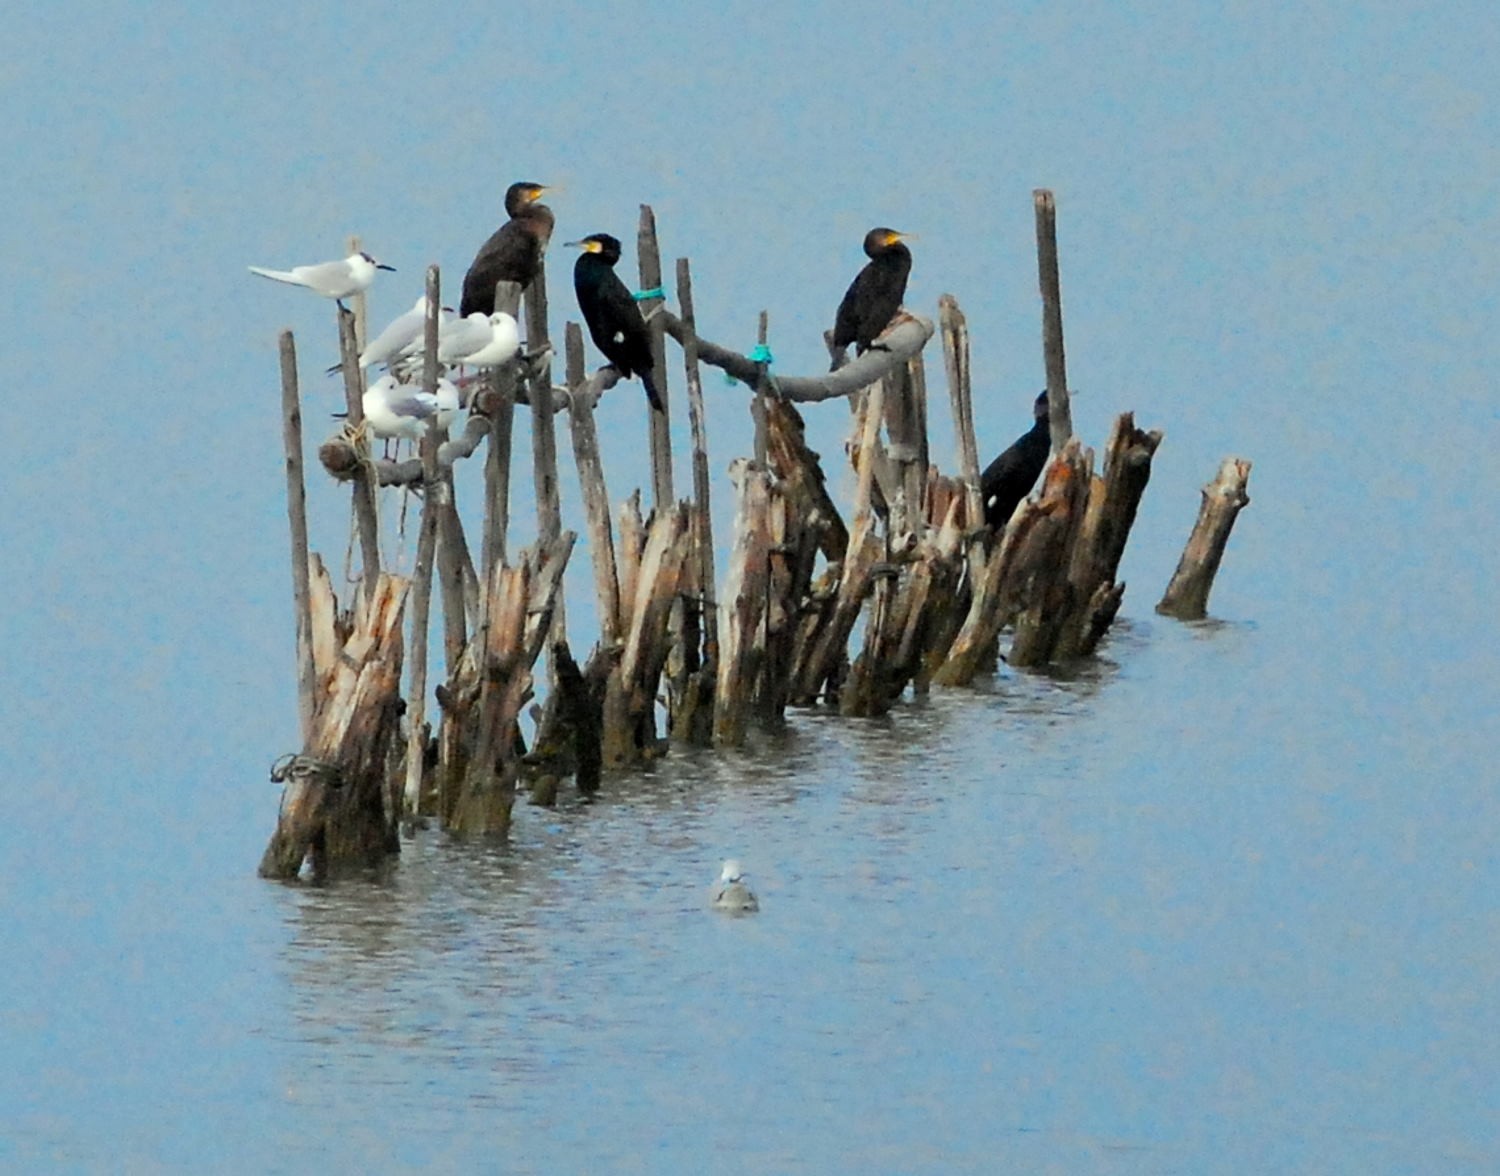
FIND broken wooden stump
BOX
[260,572,409,880]
[1053,412,1164,658]
[1157,457,1252,621]
[447,533,575,836]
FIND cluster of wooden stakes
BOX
[260,190,1253,881]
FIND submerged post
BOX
[1034,189,1074,452]
[1157,457,1252,620]
[279,331,317,744]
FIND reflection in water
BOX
[243,616,1500,1171]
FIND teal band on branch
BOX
[749,343,773,364]
[632,286,664,301]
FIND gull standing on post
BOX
[247,251,395,310]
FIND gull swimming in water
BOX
[248,251,395,309]
[712,860,759,913]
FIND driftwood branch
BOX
[659,310,934,402]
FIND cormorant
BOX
[459,181,554,317]
[980,391,1051,532]
[568,233,663,412]
[831,227,912,367]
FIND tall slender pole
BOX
[403,265,443,817]
[1034,189,1073,452]
[525,264,566,659]
[676,257,717,669]
[279,331,317,744]
[637,205,674,509]
[482,280,522,584]
[336,309,382,583]
[752,311,770,469]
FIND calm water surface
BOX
[5,605,1494,1174]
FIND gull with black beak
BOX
[248,251,395,310]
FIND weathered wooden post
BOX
[637,205,674,509]
[1053,413,1164,658]
[335,308,381,583]
[1157,457,1252,620]
[752,311,771,470]
[524,268,566,655]
[1034,189,1074,452]
[669,257,718,744]
[260,573,408,880]
[481,280,523,584]
[564,324,623,646]
[401,267,443,817]
[279,331,317,745]
[939,295,984,527]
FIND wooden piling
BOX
[336,308,381,582]
[1054,412,1164,657]
[564,323,623,647]
[260,572,408,879]
[637,205,674,508]
[939,295,984,527]
[752,311,771,470]
[279,331,317,745]
[402,267,444,817]
[713,463,773,745]
[1157,457,1252,621]
[524,269,566,660]
[481,280,523,589]
[1034,189,1074,451]
[452,533,576,834]
[670,257,718,745]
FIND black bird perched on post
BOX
[459,181,554,317]
[980,391,1051,532]
[567,233,663,413]
[831,227,912,368]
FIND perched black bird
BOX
[831,227,912,367]
[568,233,663,413]
[459,181,554,316]
[980,391,1051,532]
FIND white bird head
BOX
[720,860,745,884]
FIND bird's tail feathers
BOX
[248,265,301,285]
[643,369,664,413]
